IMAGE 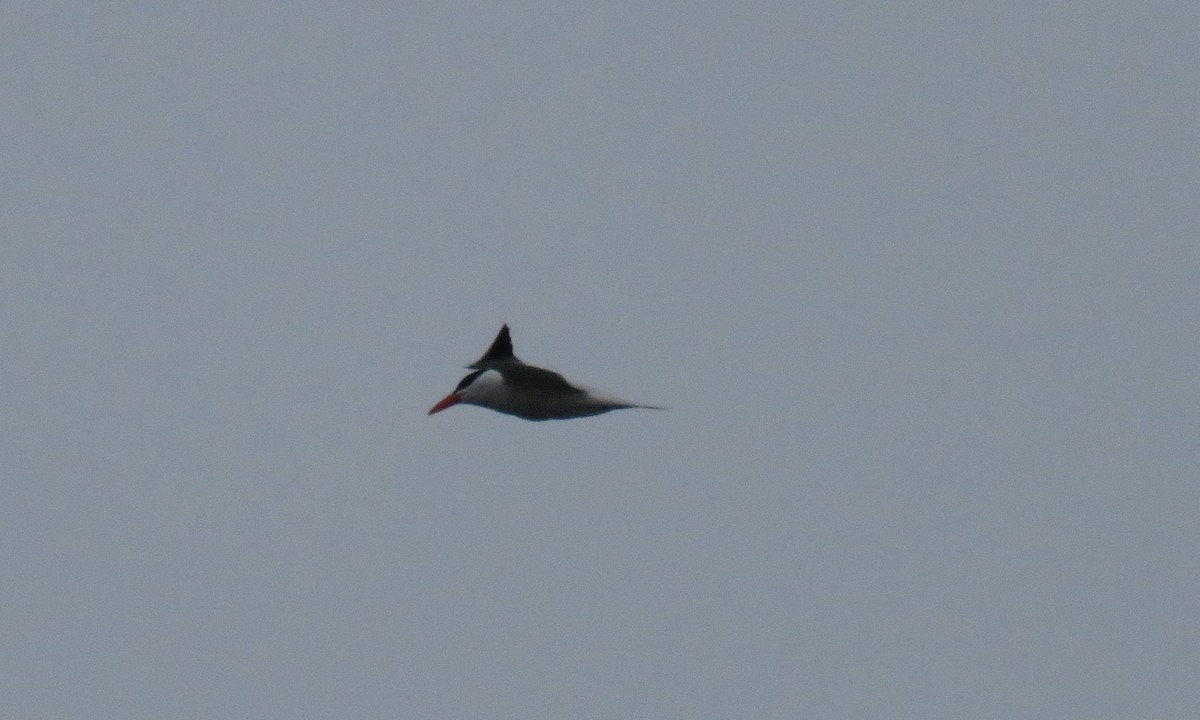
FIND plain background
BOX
[3,3,1197,718]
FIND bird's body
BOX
[428,325,662,421]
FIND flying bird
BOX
[428,325,663,421]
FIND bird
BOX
[428,324,664,421]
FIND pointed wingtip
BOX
[467,324,517,369]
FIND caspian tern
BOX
[428,325,663,421]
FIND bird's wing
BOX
[467,324,518,369]
[495,363,586,395]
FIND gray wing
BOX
[495,363,586,395]
[467,324,519,369]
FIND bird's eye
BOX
[455,370,484,392]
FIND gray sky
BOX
[3,3,1197,718]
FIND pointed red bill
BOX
[428,392,461,415]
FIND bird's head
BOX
[428,369,505,415]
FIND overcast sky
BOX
[3,3,1198,718]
